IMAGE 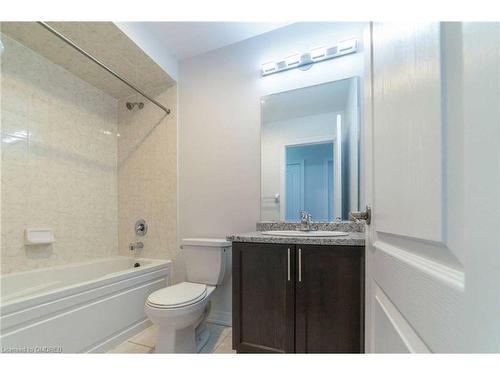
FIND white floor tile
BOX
[108,341,154,354]
[107,323,233,354]
[200,323,230,353]
[214,335,235,354]
[128,324,158,348]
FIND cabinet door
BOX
[295,245,364,353]
[232,242,295,353]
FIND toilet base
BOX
[155,322,211,353]
[156,325,195,353]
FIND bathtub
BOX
[0,256,171,353]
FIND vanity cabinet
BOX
[231,242,295,353]
[232,242,364,353]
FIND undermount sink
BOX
[261,230,349,237]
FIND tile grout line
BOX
[126,340,155,349]
[213,328,232,352]
[113,324,232,353]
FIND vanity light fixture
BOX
[261,38,358,76]
[285,53,301,67]
[261,61,277,75]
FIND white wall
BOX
[178,22,367,325]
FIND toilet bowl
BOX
[145,282,216,353]
[145,238,230,353]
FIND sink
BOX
[261,230,349,237]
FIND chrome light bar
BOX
[261,38,358,76]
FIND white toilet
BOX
[145,238,231,353]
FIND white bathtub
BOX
[0,256,171,353]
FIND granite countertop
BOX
[226,231,365,246]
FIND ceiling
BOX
[262,78,355,124]
[1,22,176,99]
[135,22,290,60]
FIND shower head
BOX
[126,102,144,110]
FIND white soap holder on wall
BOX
[25,228,55,245]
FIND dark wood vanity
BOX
[231,241,364,353]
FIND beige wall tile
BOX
[1,32,177,276]
[1,34,119,273]
[117,86,177,262]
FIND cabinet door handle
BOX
[287,248,291,281]
[298,248,302,282]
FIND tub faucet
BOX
[129,241,144,251]
[300,211,313,231]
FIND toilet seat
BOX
[146,282,207,309]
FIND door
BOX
[284,142,334,221]
[285,162,303,220]
[295,245,364,353]
[364,23,500,352]
[232,242,295,353]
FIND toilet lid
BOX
[146,282,207,309]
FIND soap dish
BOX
[25,228,55,245]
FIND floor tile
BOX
[128,324,158,348]
[108,341,154,354]
[200,323,229,353]
[214,335,235,354]
[107,323,233,354]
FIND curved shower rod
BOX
[37,21,171,115]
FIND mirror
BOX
[260,78,360,222]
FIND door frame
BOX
[363,21,375,354]
[280,135,339,220]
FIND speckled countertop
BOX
[227,221,365,246]
[226,231,365,246]
[256,221,365,233]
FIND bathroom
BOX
[1,0,500,373]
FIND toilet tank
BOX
[181,238,231,285]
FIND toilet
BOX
[145,238,231,353]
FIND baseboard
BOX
[86,318,152,353]
[207,310,232,327]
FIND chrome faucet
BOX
[299,211,313,231]
[129,241,144,251]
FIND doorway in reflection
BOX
[285,142,334,221]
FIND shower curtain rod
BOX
[37,22,171,115]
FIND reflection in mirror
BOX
[260,78,360,222]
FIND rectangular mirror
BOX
[260,78,360,222]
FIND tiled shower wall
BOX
[117,87,177,262]
[1,34,177,275]
[1,33,178,275]
[0,34,119,274]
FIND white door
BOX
[364,22,500,353]
[285,162,303,220]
